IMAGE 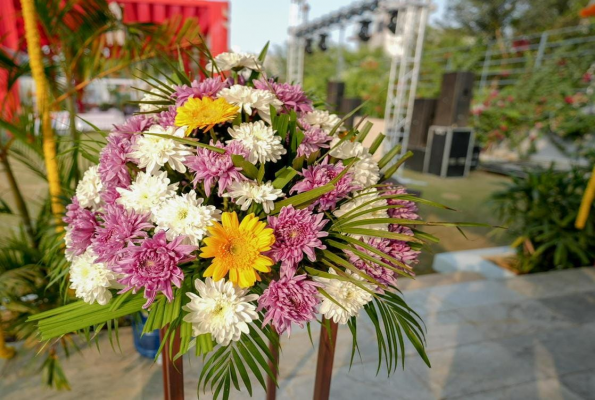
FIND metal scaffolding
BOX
[287,0,431,160]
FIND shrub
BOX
[491,166,595,273]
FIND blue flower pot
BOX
[131,312,160,359]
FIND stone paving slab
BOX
[2,267,594,400]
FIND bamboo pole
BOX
[575,165,595,230]
[20,0,64,226]
[0,326,15,359]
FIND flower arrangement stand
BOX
[161,326,184,400]
[264,318,338,400]
[266,331,280,400]
[313,319,339,400]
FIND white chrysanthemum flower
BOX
[76,165,103,209]
[64,228,75,261]
[333,189,389,233]
[224,180,284,214]
[153,191,221,245]
[128,125,191,174]
[328,137,368,159]
[352,153,380,188]
[315,269,373,325]
[69,249,118,306]
[302,110,343,133]
[183,277,259,346]
[116,171,178,218]
[206,52,262,72]
[218,85,282,123]
[227,121,286,164]
[139,87,167,113]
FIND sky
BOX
[230,0,447,54]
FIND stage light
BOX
[305,37,313,54]
[387,10,399,34]
[318,33,328,52]
[358,19,372,42]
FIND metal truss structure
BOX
[287,0,431,161]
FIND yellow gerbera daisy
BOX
[201,212,275,288]
[175,97,239,133]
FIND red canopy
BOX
[0,0,229,117]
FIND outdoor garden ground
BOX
[2,266,594,399]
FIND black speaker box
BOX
[405,146,427,172]
[434,72,475,127]
[339,98,362,129]
[409,98,437,147]
[326,81,345,113]
[426,126,475,178]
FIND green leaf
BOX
[381,150,413,181]
[272,167,298,189]
[142,132,225,153]
[257,163,265,183]
[258,41,270,62]
[378,144,402,169]
[328,101,368,136]
[232,155,259,179]
[357,121,373,143]
[232,348,253,396]
[369,133,385,154]
[337,228,423,243]
[271,183,335,214]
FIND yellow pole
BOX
[20,0,65,226]
[0,326,15,359]
[576,165,595,230]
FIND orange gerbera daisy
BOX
[200,212,275,288]
[175,97,239,133]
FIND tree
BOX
[445,0,522,37]
[513,0,583,33]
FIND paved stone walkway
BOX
[2,267,595,399]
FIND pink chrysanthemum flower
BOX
[98,133,136,188]
[185,141,248,197]
[63,197,99,257]
[387,225,420,267]
[158,106,177,128]
[345,237,399,291]
[112,115,152,136]
[296,122,332,158]
[116,231,196,308]
[291,159,358,211]
[267,205,328,275]
[254,78,313,114]
[91,204,153,267]
[257,271,321,336]
[100,186,122,206]
[384,185,419,220]
[174,78,227,106]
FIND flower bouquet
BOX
[31,45,467,398]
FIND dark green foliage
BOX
[491,166,595,273]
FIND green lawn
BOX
[402,169,515,274]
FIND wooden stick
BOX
[576,164,595,229]
[265,328,280,400]
[313,318,338,400]
[160,326,184,400]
